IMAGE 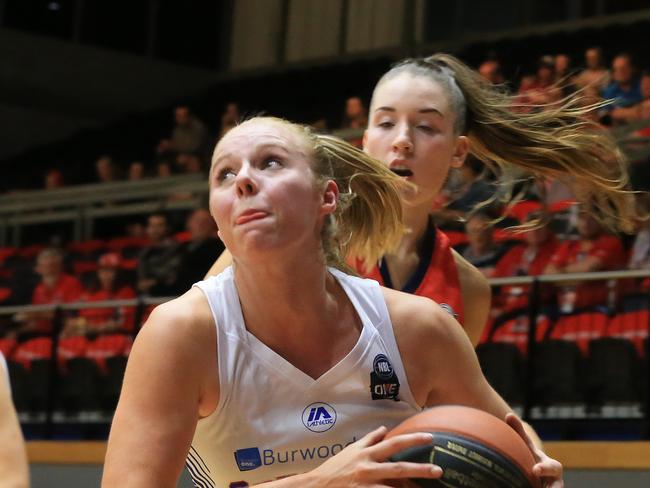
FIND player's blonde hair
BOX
[227,117,405,271]
[375,53,637,232]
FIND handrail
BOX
[488,268,650,286]
[1,269,649,316]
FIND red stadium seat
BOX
[0,338,17,357]
[11,337,53,369]
[501,200,542,223]
[493,228,526,244]
[17,244,44,260]
[548,311,609,355]
[67,239,106,255]
[488,314,551,355]
[0,247,16,263]
[174,231,191,243]
[86,334,133,373]
[607,310,649,357]
[548,199,577,214]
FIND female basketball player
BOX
[206,54,633,346]
[102,117,567,488]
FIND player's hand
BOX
[506,413,563,488]
[304,426,442,487]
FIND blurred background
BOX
[1,0,650,486]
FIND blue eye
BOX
[263,157,282,168]
[217,168,236,181]
[378,121,394,129]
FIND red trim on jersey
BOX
[361,228,465,327]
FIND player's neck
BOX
[234,259,361,378]
[394,203,431,256]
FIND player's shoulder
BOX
[139,287,214,351]
[381,287,455,341]
[451,249,490,297]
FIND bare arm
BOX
[204,249,233,278]
[0,360,29,488]
[102,290,217,488]
[388,291,561,485]
[453,249,491,346]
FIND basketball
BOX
[386,406,541,488]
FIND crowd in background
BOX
[0,45,649,392]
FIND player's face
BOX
[364,73,468,210]
[209,120,334,261]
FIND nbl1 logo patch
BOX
[302,402,337,433]
[370,354,400,401]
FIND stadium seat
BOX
[476,342,524,404]
[0,337,17,357]
[25,359,53,413]
[57,357,100,413]
[12,336,53,370]
[607,310,649,357]
[485,311,551,355]
[547,311,609,355]
[101,355,128,411]
[501,200,542,223]
[533,340,584,405]
[6,360,28,412]
[86,334,132,373]
[586,338,641,405]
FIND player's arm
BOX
[453,249,491,346]
[102,289,217,488]
[0,360,29,488]
[205,249,233,278]
[394,296,561,484]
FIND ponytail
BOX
[379,54,636,232]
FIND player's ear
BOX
[321,180,339,216]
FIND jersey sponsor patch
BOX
[370,354,400,401]
[301,402,337,433]
[234,447,262,471]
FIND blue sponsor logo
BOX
[234,447,262,471]
[302,402,337,433]
[373,354,394,379]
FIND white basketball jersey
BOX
[187,267,421,488]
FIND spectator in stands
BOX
[435,155,497,228]
[96,155,120,184]
[157,105,208,157]
[573,46,610,93]
[137,213,181,297]
[0,352,29,488]
[128,161,146,181]
[11,248,83,339]
[461,212,506,277]
[492,213,559,314]
[478,59,504,85]
[173,209,224,293]
[611,70,650,124]
[176,152,205,175]
[628,194,650,271]
[341,96,368,129]
[219,102,240,139]
[544,209,626,312]
[516,55,562,110]
[61,253,136,339]
[44,169,64,190]
[156,161,172,178]
[602,53,642,114]
[555,53,577,96]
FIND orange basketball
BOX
[386,406,541,488]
